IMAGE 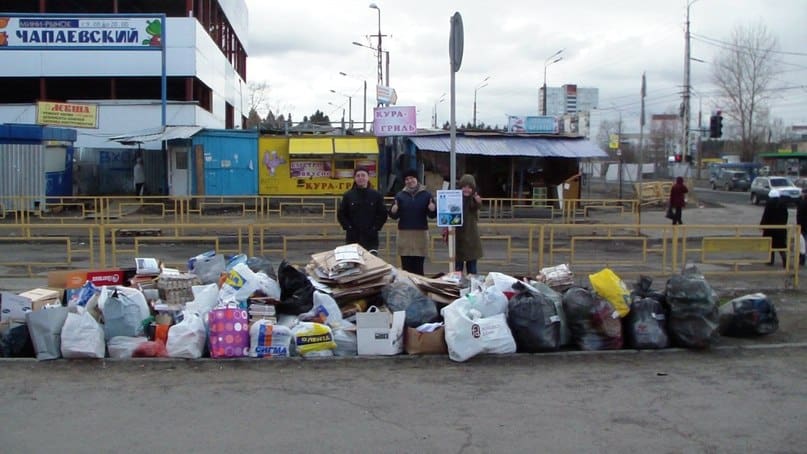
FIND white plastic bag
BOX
[255,272,281,300]
[218,262,260,306]
[185,283,219,322]
[442,296,516,362]
[249,320,292,358]
[166,311,207,359]
[61,308,105,359]
[107,336,148,359]
[299,291,345,329]
[800,234,806,256]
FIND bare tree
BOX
[247,81,270,118]
[711,22,778,161]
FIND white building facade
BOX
[0,0,250,196]
[0,0,249,152]
[539,84,599,117]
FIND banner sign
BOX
[0,15,163,49]
[36,101,99,128]
[290,160,332,178]
[373,106,417,137]
[507,115,558,134]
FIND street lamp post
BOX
[433,93,446,129]
[473,76,490,128]
[328,101,346,131]
[369,3,383,86]
[542,49,564,115]
[330,90,353,130]
[339,72,367,132]
[353,41,389,107]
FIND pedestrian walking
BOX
[337,167,388,253]
[668,176,688,225]
[133,156,146,196]
[389,169,436,275]
[760,189,788,267]
[797,188,807,266]
[455,174,483,275]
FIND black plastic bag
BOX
[0,323,35,358]
[562,287,623,351]
[631,275,666,304]
[719,293,778,337]
[665,268,719,349]
[381,280,438,328]
[625,297,669,349]
[276,261,314,315]
[507,284,561,352]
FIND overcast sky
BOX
[243,0,807,132]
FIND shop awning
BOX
[334,137,379,154]
[408,135,608,158]
[108,125,203,145]
[289,137,334,155]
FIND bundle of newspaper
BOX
[306,244,394,302]
[536,263,574,291]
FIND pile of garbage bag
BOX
[0,251,781,362]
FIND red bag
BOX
[208,306,249,358]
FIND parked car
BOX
[749,176,801,205]
[713,170,750,191]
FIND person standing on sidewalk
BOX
[389,169,436,275]
[133,157,146,196]
[797,188,807,266]
[337,167,388,253]
[455,174,483,275]
[760,189,788,267]
[668,176,688,225]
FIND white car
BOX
[749,176,802,205]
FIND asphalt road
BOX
[1,346,805,453]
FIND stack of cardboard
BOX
[306,244,394,302]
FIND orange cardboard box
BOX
[48,268,128,289]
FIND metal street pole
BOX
[473,76,489,128]
[369,3,383,86]
[542,49,563,115]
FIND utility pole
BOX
[682,1,695,166]
[618,111,623,200]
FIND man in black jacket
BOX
[337,167,388,253]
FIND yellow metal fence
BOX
[0,221,798,288]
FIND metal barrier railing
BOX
[0,195,640,226]
[2,219,796,287]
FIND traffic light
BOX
[715,114,723,138]
[709,111,724,138]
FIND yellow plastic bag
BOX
[588,268,631,317]
[291,322,337,356]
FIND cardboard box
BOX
[356,308,405,355]
[1,292,33,322]
[405,326,448,355]
[18,288,61,311]
[47,268,128,289]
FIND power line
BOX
[691,32,807,57]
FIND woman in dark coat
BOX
[337,167,388,253]
[389,169,436,275]
[455,174,483,275]
[760,189,789,267]
[668,176,689,225]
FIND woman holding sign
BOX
[389,169,436,275]
[455,174,483,275]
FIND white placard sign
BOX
[436,190,463,227]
